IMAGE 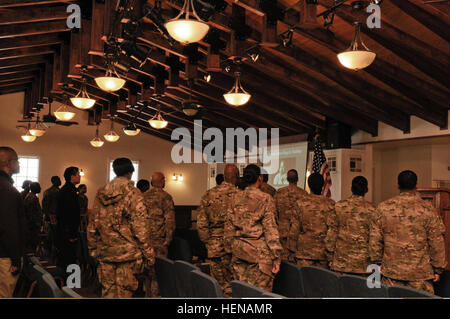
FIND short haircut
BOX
[262,174,269,183]
[64,167,79,182]
[113,158,134,177]
[51,176,60,185]
[30,182,41,194]
[351,176,368,196]
[77,184,86,192]
[398,170,417,191]
[22,180,32,189]
[287,169,298,183]
[243,164,261,186]
[215,174,224,185]
[308,173,324,195]
[136,179,150,192]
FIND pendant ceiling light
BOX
[54,104,75,121]
[223,71,251,106]
[164,0,210,44]
[29,122,46,137]
[90,124,104,148]
[95,59,126,92]
[123,122,141,136]
[148,110,168,129]
[21,123,37,142]
[337,22,376,71]
[104,117,120,142]
[70,77,96,109]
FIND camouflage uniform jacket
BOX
[42,186,59,218]
[224,187,282,274]
[260,182,276,197]
[197,181,240,258]
[88,177,154,266]
[290,194,335,261]
[325,195,376,274]
[369,192,446,281]
[143,187,176,247]
[274,185,308,242]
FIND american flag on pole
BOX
[312,137,332,198]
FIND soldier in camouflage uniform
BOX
[326,176,376,275]
[23,182,43,253]
[197,164,240,297]
[88,158,154,298]
[225,164,282,292]
[143,172,176,297]
[274,169,308,262]
[290,173,335,269]
[260,173,276,197]
[369,170,446,294]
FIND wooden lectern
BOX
[417,188,450,270]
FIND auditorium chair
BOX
[434,270,450,297]
[190,269,223,298]
[62,286,83,298]
[339,274,388,297]
[232,280,266,298]
[155,256,179,297]
[174,260,200,297]
[37,273,64,298]
[261,291,285,298]
[387,286,441,298]
[300,266,341,297]
[272,261,305,297]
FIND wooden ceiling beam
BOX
[390,0,450,42]
[0,1,76,8]
[0,32,69,50]
[0,3,70,25]
[0,20,71,38]
[0,54,50,69]
[0,44,59,60]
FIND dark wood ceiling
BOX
[0,0,449,147]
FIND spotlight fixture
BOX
[371,0,382,4]
[95,57,126,92]
[70,77,96,110]
[204,73,211,83]
[337,22,376,71]
[123,122,141,136]
[247,45,260,62]
[104,116,120,142]
[280,29,294,47]
[120,40,151,68]
[164,0,210,44]
[223,71,251,107]
[148,110,168,129]
[29,122,46,137]
[90,124,104,148]
[142,5,175,46]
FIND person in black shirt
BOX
[56,166,81,271]
[0,146,24,298]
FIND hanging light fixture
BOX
[54,104,75,121]
[164,0,210,44]
[90,124,104,148]
[29,121,46,137]
[104,117,120,142]
[21,123,37,142]
[70,77,96,109]
[148,104,168,129]
[95,58,126,92]
[123,122,141,136]
[337,22,376,71]
[223,71,251,106]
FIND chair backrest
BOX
[339,274,388,297]
[33,264,49,276]
[300,266,341,297]
[272,261,304,297]
[387,286,440,298]
[190,269,223,298]
[261,291,285,298]
[30,256,42,266]
[169,237,193,262]
[434,270,450,297]
[38,273,63,298]
[155,256,179,297]
[174,260,199,297]
[62,286,82,298]
[231,280,266,298]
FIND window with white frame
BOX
[12,156,39,191]
[109,160,139,184]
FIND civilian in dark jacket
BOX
[0,146,24,298]
[56,167,81,271]
[24,182,43,254]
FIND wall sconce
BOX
[80,169,85,177]
[172,173,184,182]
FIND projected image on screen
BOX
[265,142,308,190]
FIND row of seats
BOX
[273,262,443,298]
[15,255,82,298]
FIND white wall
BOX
[0,92,208,207]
